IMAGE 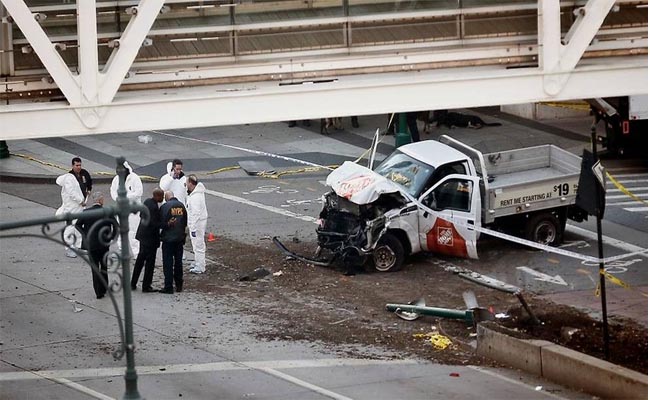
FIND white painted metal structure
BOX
[0,0,647,139]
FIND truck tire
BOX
[525,213,561,246]
[373,233,405,272]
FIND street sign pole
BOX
[591,124,609,360]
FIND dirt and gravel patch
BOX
[187,236,647,374]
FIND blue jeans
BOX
[162,241,184,291]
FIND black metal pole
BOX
[116,158,142,399]
[0,140,9,159]
[591,125,609,360]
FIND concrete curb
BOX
[477,323,648,399]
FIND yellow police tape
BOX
[11,151,337,182]
[595,270,648,298]
[607,172,648,205]
[540,101,591,112]
[11,153,157,182]
[206,166,241,175]
[11,152,69,171]
[257,165,339,179]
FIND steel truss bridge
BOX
[0,0,647,139]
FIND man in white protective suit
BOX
[110,161,143,259]
[56,171,85,258]
[160,159,187,205]
[186,175,208,274]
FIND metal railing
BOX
[0,157,148,400]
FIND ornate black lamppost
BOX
[0,157,148,399]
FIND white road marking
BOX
[565,224,648,258]
[50,377,115,400]
[256,367,354,400]
[606,179,648,185]
[0,359,417,381]
[607,193,648,199]
[608,187,648,192]
[516,266,568,285]
[608,173,648,178]
[467,366,572,400]
[623,207,649,212]
[205,188,318,224]
[608,200,649,206]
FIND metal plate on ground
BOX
[238,160,275,175]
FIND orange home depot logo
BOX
[426,219,468,258]
[338,175,374,199]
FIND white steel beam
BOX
[99,0,165,104]
[1,0,80,105]
[1,4,14,76]
[0,57,646,140]
[561,0,617,71]
[539,0,617,94]
[77,0,98,103]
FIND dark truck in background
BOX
[588,95,648,157]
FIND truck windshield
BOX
[374,151,434,197]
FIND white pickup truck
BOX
[275,135,586,272]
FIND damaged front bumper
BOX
[272,236,336,267]
[273,212,388,268]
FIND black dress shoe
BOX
[142,287,156,293]
[158,288,173,294]
[176,284,183,293]
[96,294,105,299]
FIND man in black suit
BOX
[130,188,164,292]
[159,191,188,294]
[76,192,115,299]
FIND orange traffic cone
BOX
[207,232,216,242]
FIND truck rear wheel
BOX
[525,213,561,246]
[373,233,405,272]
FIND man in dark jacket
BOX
[159,191,188,294]
[130,188,164,292]
[70,157,92,204]
[75,192,115,299]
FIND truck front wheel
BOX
[373,233,405,272]
[525,213,561,246]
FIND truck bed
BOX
[437,135,583,224]
[484,145,581,221]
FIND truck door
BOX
[417,175,481,259]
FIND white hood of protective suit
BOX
[110,161,143,203]
[55,172,84,216]
[187,182,208,230]
[326,161,403,205]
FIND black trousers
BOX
[406,112,420,142]
[162,241,184,291]
[89,249,108,297]
[131,243,158,290]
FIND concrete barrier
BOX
[542,344,648,400]
[476,324,551,375]
[477,323,648,399]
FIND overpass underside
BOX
[0,0,647,139]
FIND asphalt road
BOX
[1,190,596,400]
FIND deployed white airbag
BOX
[326,161,401,205]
